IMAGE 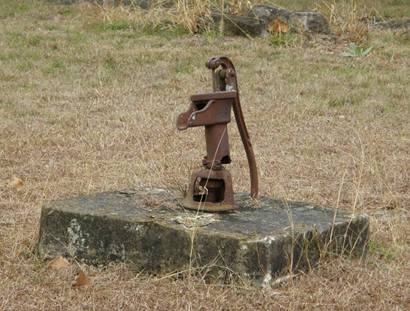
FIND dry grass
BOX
[77,0,410,37]
[73,0,266,34]
[1,0,410,310]
[316,0,370,42]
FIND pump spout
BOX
[177,91,236,130]
[177,91,236,169]
[176,105,194,131]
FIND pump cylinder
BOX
[204,124,231,168]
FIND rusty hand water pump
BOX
[177,56,258,212]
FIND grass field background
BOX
[0,0,409,309]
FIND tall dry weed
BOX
[75,0,266,33]
[317,0,370,43]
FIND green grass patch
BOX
[327,98,354,108]
[174,57,194,74]
[397,31,410,46]
[5,32,26,47]
[368,240,400,262]
[28,35,42,47]
[5,32,49,48]
[201,30,222,44]
[268,33,299,47]
[43,59,66,75]
[140,23,189,39]
[67,31,88,45]
[0,0,31,18]
[0,52,19,62]
[342,43,373,58]
[332,64,368,78]
[378,0,410,18]
[134,51,167,65]
[103,54,118,71]
[92,20,189,39]
[97,20,133,32]
[56,5,74,17]
[0,71,17,82]
[16,60,35,72]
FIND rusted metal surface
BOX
[207,56,259,199]
[183,168,234,212]
[177,56,258,212]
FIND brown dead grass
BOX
[1,0,409,310]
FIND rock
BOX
[249,4,331,34]
[210,11,267,36]
[371,18,410,29]
[37,187,369,284]
[290,11,331,34]
[248,4,292,22]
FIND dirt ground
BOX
[1,1,409,310]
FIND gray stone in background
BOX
[248,4,331,34]
[209,4,331,36]
[370,18,410,29]
[37,187,369,284]
[248,4,292,21]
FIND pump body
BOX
[177,56,258,212]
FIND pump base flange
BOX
[182,168,235,212]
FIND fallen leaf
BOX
[72,270,90,288]
[47,256,71,269]
[9,176,24,190]
[268,18,289,34]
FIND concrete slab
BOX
[37,187,369,284]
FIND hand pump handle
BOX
[206,56,259,199]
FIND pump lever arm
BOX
[206,56,259,199]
